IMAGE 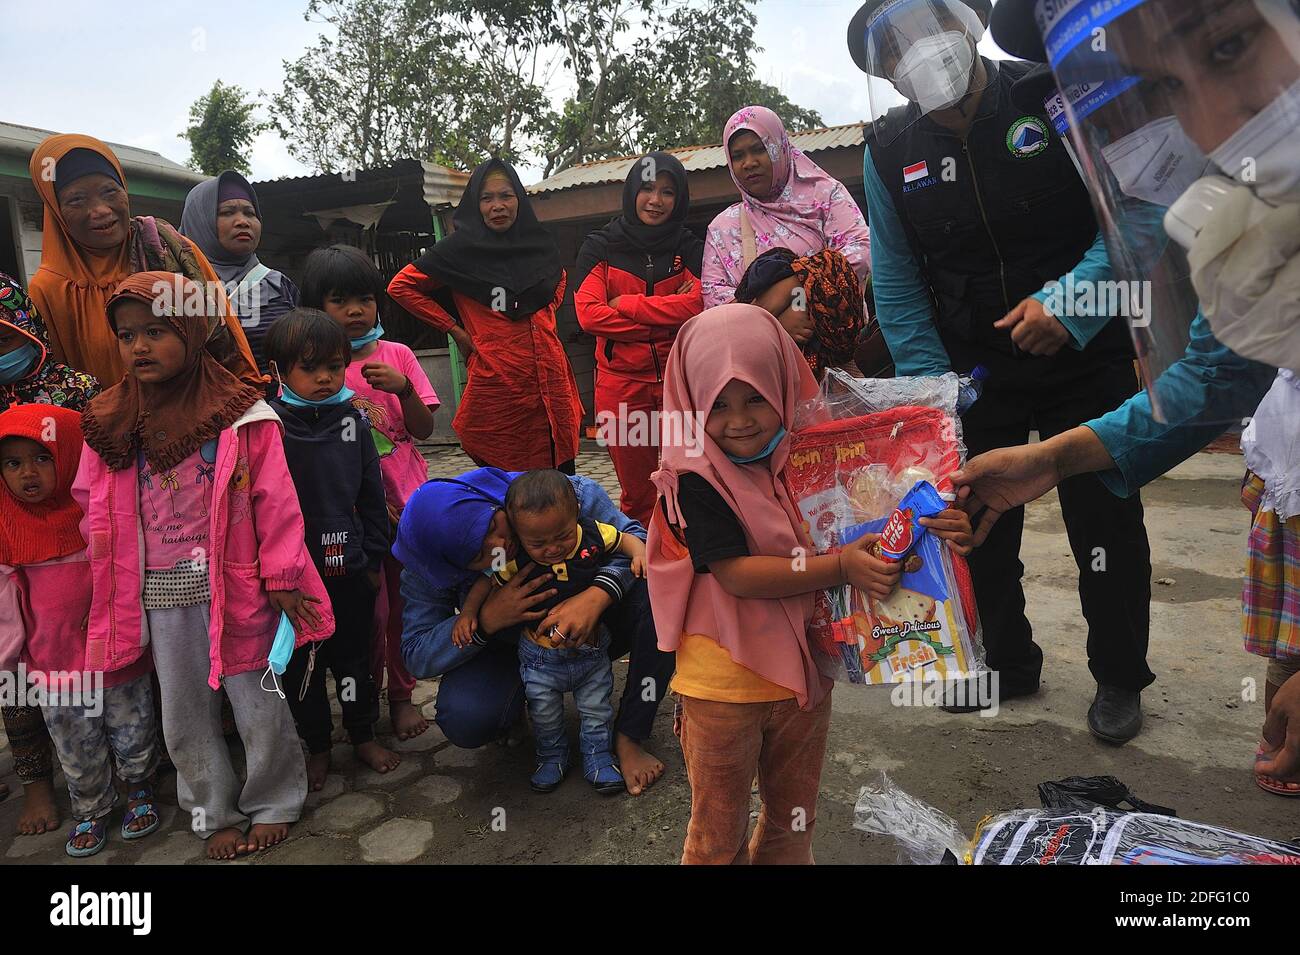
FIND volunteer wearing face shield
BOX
[958,0,1299,791]
[850,0,1155,741]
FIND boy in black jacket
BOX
[266,308,399,789]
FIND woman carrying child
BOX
[75,272,334,860]
[647,304,970,863]
[301,245,439,742]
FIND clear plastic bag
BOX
[788,383,987,687]
[796,368,970,464]
[854,774,1300,865]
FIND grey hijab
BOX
[180,171,286,307]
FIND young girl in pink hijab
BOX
[647,304,972,864]
[701,106,871,309]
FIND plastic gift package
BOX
[854,774,1300,866]
[788,371,985,687]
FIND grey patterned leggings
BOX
[40,672,159,822]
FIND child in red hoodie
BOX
[0,404,159,858]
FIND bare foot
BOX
[207,827,244,860]
[306,751,331,792]
[242,822,289,853]
[391,699,428,741]
[17,779,60,835]
[356,740,401,773]
[615,733,665,797]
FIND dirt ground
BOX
[2,447,1296,865]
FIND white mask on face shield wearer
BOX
[1207,77,1300,204]
[1101,117,1207,208]
[892,32,974,112]
[1167,176,1300,373]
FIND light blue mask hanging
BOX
[350,322,384,350]
[724,427,787,465]
[261,612,298,698]
[278,383,355,408]
[0,344,39,384]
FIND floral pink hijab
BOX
[647,303,830,708]
[701,106,871,307]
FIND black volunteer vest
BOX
[868,59,1133,385]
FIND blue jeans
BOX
[518,632,614,768]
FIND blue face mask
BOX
[724,426,787,464]
[278,383,355,408]
[261,612,298,697]
[0,343,39,384]
[350,321,384,350]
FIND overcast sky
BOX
[3,0,1011,185]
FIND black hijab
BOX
[413,159,562,321]
[573,151,703,293]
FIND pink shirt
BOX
[138,442,217,571]
[19,555,151,692]
[346,339,440,508]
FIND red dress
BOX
[388,264,583,469]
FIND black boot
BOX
[1087,685,1143,744]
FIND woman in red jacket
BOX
[388,159,583,472]
[573,152,705,523]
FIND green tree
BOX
[539,0,823,176]
[183,80,267,176]
[268,0,557,173]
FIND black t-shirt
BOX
[670,472,750,573]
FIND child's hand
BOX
[268,589,324,632]
[839,534,902,600]
[452,614,477,648]
[361,362,408,395]
[631,554,646,578]
[920,508,974,556]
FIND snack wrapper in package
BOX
[786,405,985,687]
[854,773,1300,865]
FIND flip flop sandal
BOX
[121,788,162,840]
[66,819,108,858]
[1254,744,1300,797]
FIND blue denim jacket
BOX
[400,475,647,679]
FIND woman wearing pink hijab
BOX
[646,304,968,864]
[702,107,872,374]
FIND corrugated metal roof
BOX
[0,121,203,184]
[252,158,470,209]
[529,122,866,195]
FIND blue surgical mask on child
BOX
[0,344,39,384]
[724,426,787,464]
[350,322,384,350]
[261,612,298,698]
[278,383,356,408]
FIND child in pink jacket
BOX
[0,404,160,859]
[75,272,335,862]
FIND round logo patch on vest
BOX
[1006,116,1050,158]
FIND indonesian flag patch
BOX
[902,160,929,184]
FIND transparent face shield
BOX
[863,0,995,146]
[1036,0,1300,416]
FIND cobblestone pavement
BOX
[3,448,1298,865]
